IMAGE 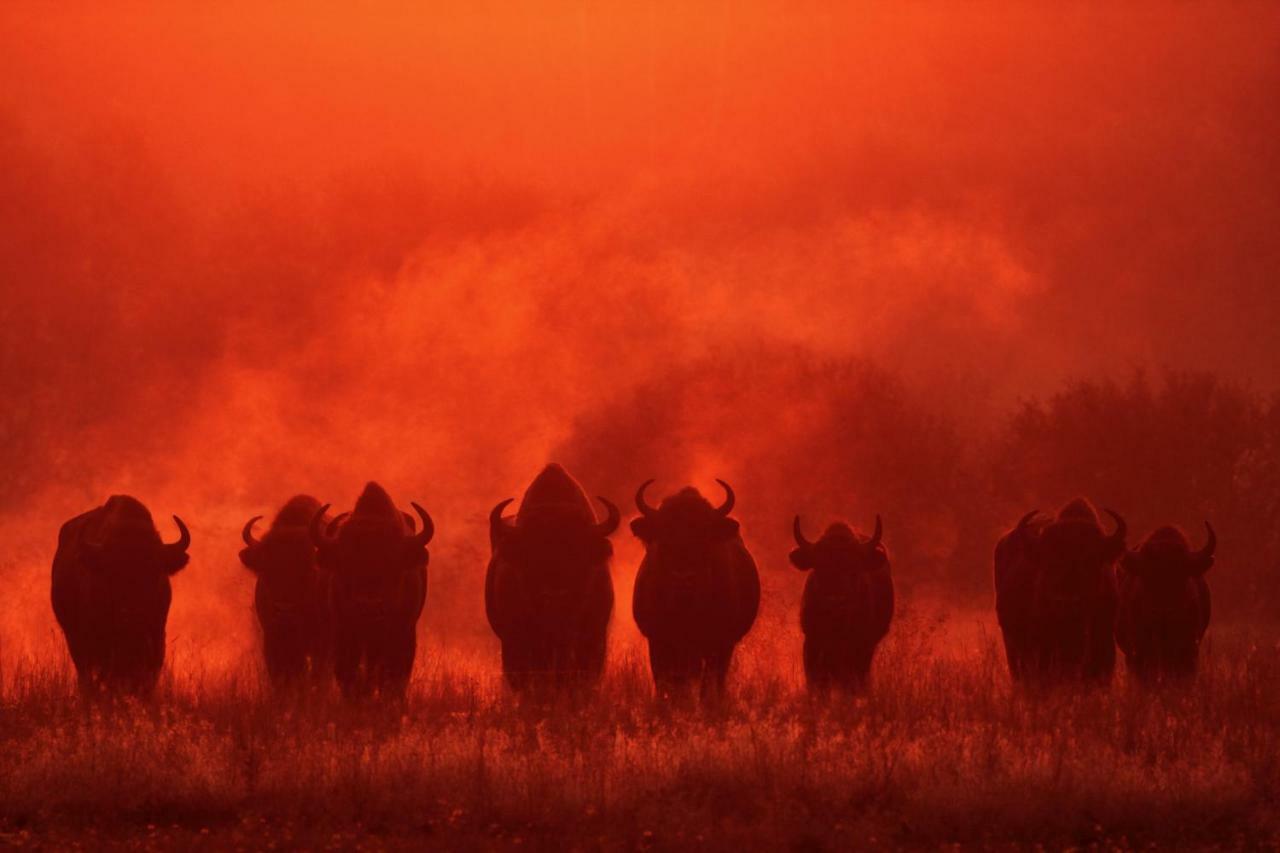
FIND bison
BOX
[485,464,620,690]
[994,498,1126,685]
[310,482,432,700]
[51,496,191,695]
[631,479,759,697]
[791,515,894,691]
[240,495,333,688]
[1116,523,1215,683]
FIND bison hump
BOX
[353,482,399,518]
[1057,497,1101,526]
[517,464,595,525]
[273,495,323,529]
[103,495,154,526]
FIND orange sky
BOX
[2,3,1278,670]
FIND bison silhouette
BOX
[995,498,1126,685]
[631,479,759,698]
[240,495,333,689]
[52,496,191,695]
[791,515,894,691]
[310,482,432,700]
[485,464,620,690]
[1117,523,1215,683]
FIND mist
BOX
[2,3,1278,671]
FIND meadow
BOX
[1,611,1275,850]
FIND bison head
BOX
[308,483,433,586]
[1016,499,1126,601]
[1122,523,1216,581]
[789,516,884,572]
[630,479,739,544]
[85,496,191,577]
[490,494,619,568]
[240,495,325,577]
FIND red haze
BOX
[1,3,1278,672]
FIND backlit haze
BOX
[2,3,1278,674]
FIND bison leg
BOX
[500,640,535,691]
[572,628,608,688]
[840,643,875,692]
[1084,622,1116,686]
[803,637,834,692]
[999,626,1027,682]
[263,630,308,687]
[380,622,417,699]
[333,628,364,699]
[360,620,416,701]
[647,637,698,698]
[701,642,736,699]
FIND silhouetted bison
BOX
[51,496,191,695]
[240,495,333,688]
[791,515,894,691]
[1116,523,1215,683]
[994,498,1125,684]
[310,483,432,700]
[631,480,759,696]
[485,464,620,690]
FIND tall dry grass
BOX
[0,612,1276,850]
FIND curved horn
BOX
[241,516,263,548]
[866,514,883,551]
[1193,521,1217,564]
[1015,510,1040,534]
[594,496,620,536]
[714,479,735,516]
[310,505,338,548]
[163,515,190,552]
[1104,508,1127,547]
[410,502,434,547]
[792,515,813,549]
[327,512,350,537]
[635,480,658,517]
[490,498,516,543]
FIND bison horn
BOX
[715,479,735,516]
[410,502,434,547]
[310,505,338,548]
[1104,508,1127,548]
[1015,510,1040,534]
[635,480,658,517]
[1193,521,1216,566]
[165,515,191,553]
[866,514,883,551]
[594,497,620,536]
[242,516,263,548]
[792,515,813,549]
[490,498,516,544]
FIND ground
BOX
[1,614,1276,850]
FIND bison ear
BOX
[403,538,430,566]
[160,549,190,575]
[719,517,740,537]
[630,517,653,541]
[789,547,814,570]
[590,537,614,561]
[238,547,261,573]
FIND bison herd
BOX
[50,464,1215,698]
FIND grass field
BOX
[1,613,1276,850]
